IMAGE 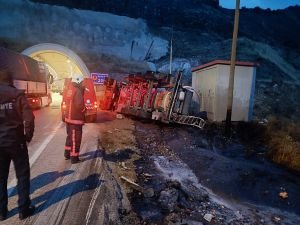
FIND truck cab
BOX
[61,78,98,123]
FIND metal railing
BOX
[171,114,205,129]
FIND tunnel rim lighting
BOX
[21,43,90,77]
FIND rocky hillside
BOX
[30,0,220,25]
[1,0,300,119]
[30,0,300,119]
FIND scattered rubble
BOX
[116,113,124,119]
[158,187,179,212]
[96,114,300,225]
[129,121,300,225]
[120,176,154,198]
[279,191,288,199]
[272,216,281,223]
[203,213,213,222]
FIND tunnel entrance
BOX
[22,43,90,92]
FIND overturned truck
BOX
[115,71,205,129]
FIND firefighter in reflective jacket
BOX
[64,74,85,164]
[0,70,35,220]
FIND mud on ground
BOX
[98,112,300,225]
[130,121,300,225]
[98,112,142,224]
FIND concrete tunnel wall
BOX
[22,43,90,77]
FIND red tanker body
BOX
[114,71,205,129]
[153,91,171,111]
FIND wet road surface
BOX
[2,98,124,225]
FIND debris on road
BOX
[279,191,288,199]
[120,176,142,189]
[203,213,213,222]
[121,162,128,169]
[116,113,124,119]
[120,176,154,198]
[143,173,152,178]
[130,121,300,225]
[95,113,300,225]
[272,216,281,223]
[158,187,179,212]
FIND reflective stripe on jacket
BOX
[64,83,85,125]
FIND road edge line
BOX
[8,122,63,196]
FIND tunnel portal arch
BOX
[22,43,90,91]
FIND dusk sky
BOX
[219,0,300,9]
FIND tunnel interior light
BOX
[24,48,88,96]
[23,45,89,93]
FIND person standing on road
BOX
[0,70,35,221]
[64,73,86,164]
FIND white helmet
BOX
[71,73,84,84]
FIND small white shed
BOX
[192,60,256,122]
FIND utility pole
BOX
[225,0,240,137]
[169,38,173,74]
[169,27,173,75]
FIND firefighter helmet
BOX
[71,73,84,84]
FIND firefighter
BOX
[0,70,35,220]
[64,73,85,164]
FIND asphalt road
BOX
[1,95,124,225]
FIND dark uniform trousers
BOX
[0,144,31,213]
[64,123,83,158]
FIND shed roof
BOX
[192,60,257,72]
